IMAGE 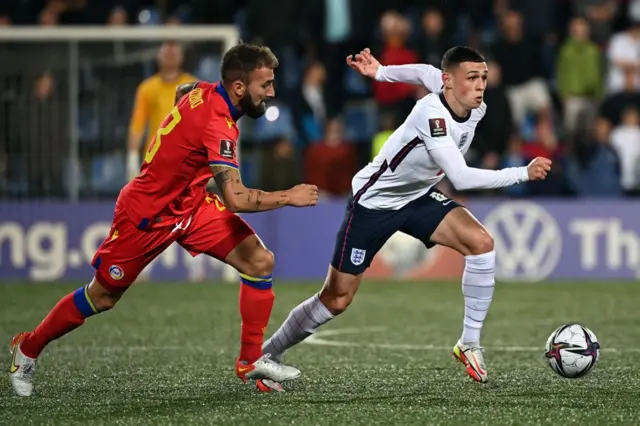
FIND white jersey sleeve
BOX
[429,146,529,190]
[413,104,529,191]
[374,64,443,93]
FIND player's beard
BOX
[239,92,267,119]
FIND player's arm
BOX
[347,48,443,93]
[127,83,150,179]
[430,144,538,191]
[210,166,318,213]
[415,114,549,191]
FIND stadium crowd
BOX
[0,0,639,199]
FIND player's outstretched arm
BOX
[210,166,319,213]
[347,48,443,93]
[430,145,551,191]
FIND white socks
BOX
[460,250,496,345]
[263,293,334,362]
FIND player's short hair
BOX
[441,46,485,71]
[220,42,279,84]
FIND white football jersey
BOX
[352,91,487,210]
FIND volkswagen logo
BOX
[484,201,562,282]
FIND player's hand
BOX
[288,184,319,207]
[527,157,552,181]
[346,48,380,78]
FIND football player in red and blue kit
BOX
[9,43,318,396]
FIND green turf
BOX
[1,281,640,425]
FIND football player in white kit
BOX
[262,46,551,384]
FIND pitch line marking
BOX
[303,327,639,353]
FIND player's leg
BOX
[262,266,361,362]
[9,275,123,397]
[263,196,403,363]
[9,211,176,396]
[402,189,494,383]
[178,196,298,386]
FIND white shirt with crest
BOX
[351,64,529,210]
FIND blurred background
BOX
[0,0,639,283]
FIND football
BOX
[544,324,600,378]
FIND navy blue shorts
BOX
[330,188,463,275]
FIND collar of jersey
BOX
[439,92,470,123]
[215,82,243,122]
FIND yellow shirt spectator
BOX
[128,72,197,152]
[127,41,197,180]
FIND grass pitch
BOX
[1,281,639,425]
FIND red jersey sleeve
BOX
[202,104,240,171]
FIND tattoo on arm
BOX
[209,165,288,212]
[247,190,264,211]
[213,169,232,190]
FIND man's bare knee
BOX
[243,248,275,277]
[467,230,494,255]
[87,278,123,311]
[319,268,361,315]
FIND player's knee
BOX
[87,279,123,311]
[319,289,354,315]
[244,248,275,278]
[466,230,494,255]
[319,273,358,315]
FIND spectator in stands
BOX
[0,13,10,26]
[127,41,197,180]
[10,71,68,198]
[504,0,558,42]
[373,11,419,124]
[107,5,128,26]
[572,0,619,45]
[307,0,382,118]
[601,68,640,126]
[610,107,640,195]
[503,0,559,78]
[522,114,566,196]
[304,118,358,197]
[568,116,622,197]
[38,5,59,26]
[471,61,514,171]
[491,10,552,129]
[556,17,603,139]
[293,61,327,146]
[260,137,301,192]
[417,8,450,68]
[605,20,640,94]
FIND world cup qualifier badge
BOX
[428,118,447,137]
[219,139,235,160]
[109,265,124,281]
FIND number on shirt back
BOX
[144,107,182,164]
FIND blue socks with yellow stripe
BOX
[73,285,100,317]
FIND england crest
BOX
[458,132,469,148]
[350,248,366,266]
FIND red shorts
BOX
[91,194,255,293]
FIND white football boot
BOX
[453,340,488,383]
[9,332,38,397]
[236,353,300,384]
